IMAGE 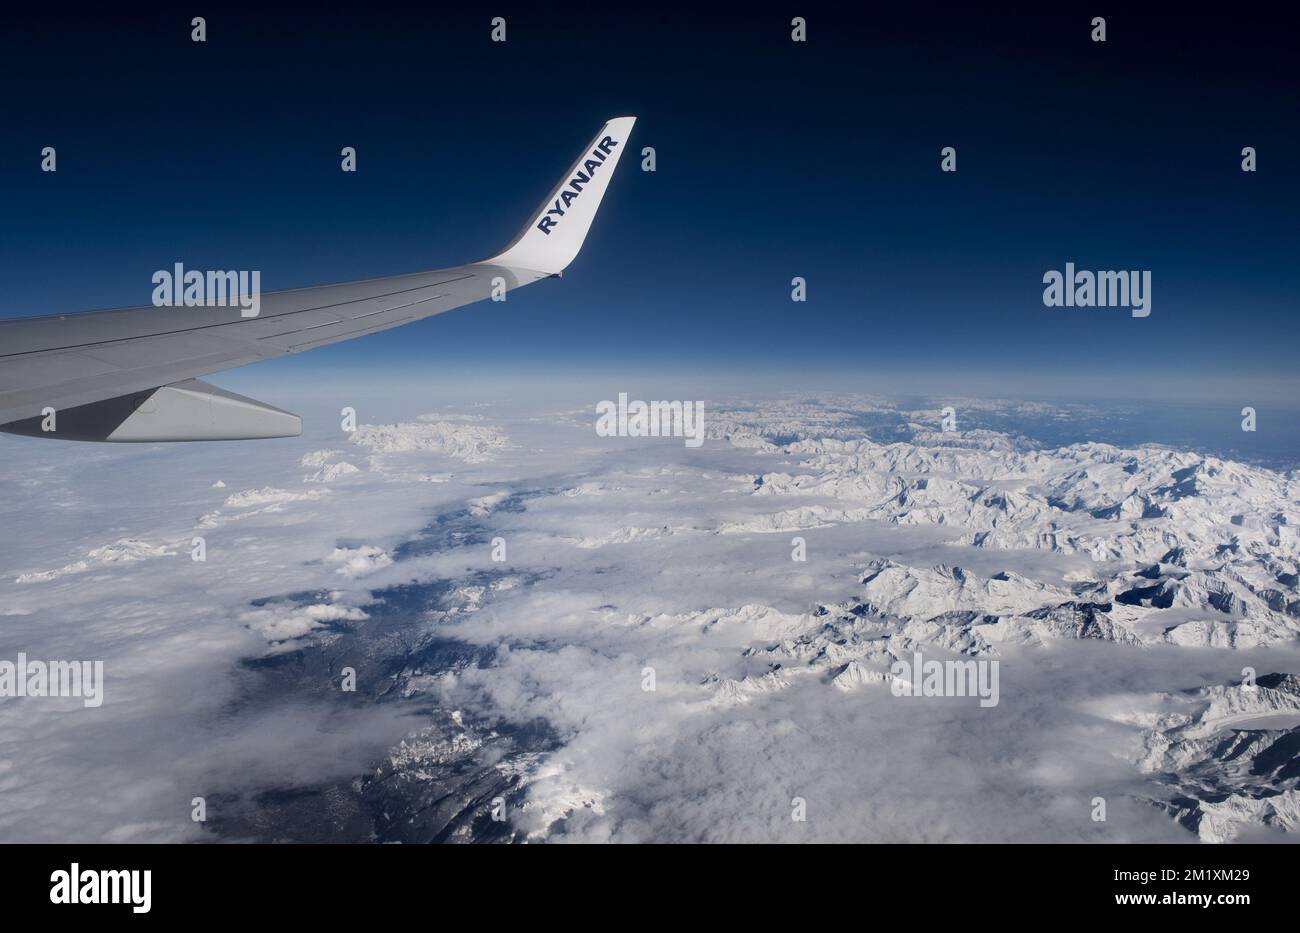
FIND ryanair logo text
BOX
[536,135,620,236]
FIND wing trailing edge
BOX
[0,379,301,442]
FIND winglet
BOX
[488,116,636,275]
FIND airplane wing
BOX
[0,116,636,442]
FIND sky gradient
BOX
[1,4,1296,399]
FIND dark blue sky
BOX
[1,4,1296,399]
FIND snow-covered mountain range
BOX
[2,392,1297,843]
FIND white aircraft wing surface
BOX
[0,116,635,441]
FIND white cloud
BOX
[15,538,173,583]
[2,391,1297,844]
[238,601,368,642]
[326,545,393,579]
